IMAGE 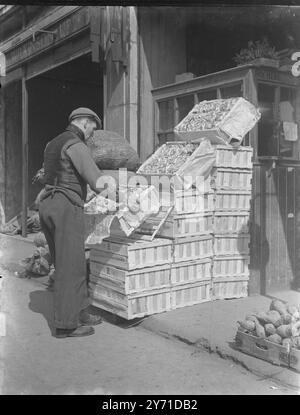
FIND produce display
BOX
[175,98,237,132]
[139,143,198,174]
[237,299,300,350]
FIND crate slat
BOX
[137,211,213,238]
[90,236,173,270]
[235,330,292,369]
[89,282,171,320]
[212,276,249,299]
[171,258,212,285]
[213,212,250,234]
[173,235,213,263]
[89,262,171,294]
[214,145,253,169]
[160,190,215,214]
[215,191,252,211]
[212,168,252,191]
[171,280,211,310]
[213,255,250,278]
[214,234,250,256]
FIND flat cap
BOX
[69,107,102,128]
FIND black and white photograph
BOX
[0,2,300,398]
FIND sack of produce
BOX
[87,130,141,171]
[174,97,261,146]
[23,246,51,276]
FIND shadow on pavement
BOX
[89,305,149,329]
[28,290,54,335]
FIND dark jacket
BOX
[42,124,87,204]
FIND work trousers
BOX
[39,192,89,329]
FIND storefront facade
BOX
[1,5,300,295]
[0,5,139,228]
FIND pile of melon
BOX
[237,299,300,350]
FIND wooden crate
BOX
[213,211,249,234]
[214,145,253,169]
[160,190,215,214]
[171,280,211,310]
[171,258,212,285]
[89,281,171,320]
[212,168,252,191]
[214,234,250,256]
[215,190,252,211]
[173,235,213,263]
[289,347,300,372]
[137,211,213,238]
[212,276,249,299]
[137,173,212,194]
[90,235,172,270]
[89,262,171,294]
[235,330,300,372]
[213,255,250,278]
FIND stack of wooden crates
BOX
[88,144,253,320]
[211,145,253,300]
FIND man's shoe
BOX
[55,326,95,338]
[79,311,102,326]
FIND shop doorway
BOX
[27,52,103,207]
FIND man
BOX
[39,107,105,338]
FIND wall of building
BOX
[3,80,22,222]
[103,7,139,155]
[0,86,5,225]
[138,8,187,161]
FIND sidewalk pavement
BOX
[139,290,300,391]
[1,233,299,392]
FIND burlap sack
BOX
[87,130,141,171]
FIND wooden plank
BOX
[1,67,23,86]
[295,167,300,290]
[244,69,258,158]
[21,72,28,238]
[0,6,81,53]
[286,166,296,288]
[235,330,291,369]
[277,167,288,290]
[152,66,251,99]
[0,87,5,225]
[248,166,260,294]
[260,165,267,295]
[265,167,280,293]
[26,33,91,80]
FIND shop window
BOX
[257,84,277,157]
[278,87,298,159]
[177,95,194,123]
[257,83,299,159]
[220,83,242,99]
[158,100,174,131]
[157,131,175,145]
[197,89,217,103]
